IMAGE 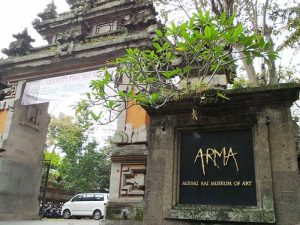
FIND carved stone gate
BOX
[0,0,157,222]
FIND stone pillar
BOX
[104,101,149,225]
[143,84,300,225]
[267,107,300,224]
[0,81,50,220]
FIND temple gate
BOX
[0,1,299,225]
[0,0,157,222]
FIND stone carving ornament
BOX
[0,82,17,101]
[37,1,58,21]
[66,0,94,10]
[1,29,35,57]
[55,28,82,57]
[120,164,146,197]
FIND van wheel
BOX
[93,210,102,220]
[63,209,71,219]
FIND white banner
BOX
[21,70,100,105]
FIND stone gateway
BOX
[0,0,299,224]
[143,85,300,225]
[0,0,157,221]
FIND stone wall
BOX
[143,84,300,225]
[267,107,300,224]
[105,144,147,225]
[0,158,42,220]
[1,99,50,166]
[0,82,50,220]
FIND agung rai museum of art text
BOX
[179,128,257,206]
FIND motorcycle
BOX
[43,205,62,218]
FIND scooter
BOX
[43,205,62,218]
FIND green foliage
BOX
[59,140,112,192]
[44,151,62,168]
[44,151,62,185]
[277,65,300,83]
[78,11,277,124]
[231,77,248,89]
[46,114,84,157]
[44,113,112,191]
[272,4,300,50]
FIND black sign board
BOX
[179,128,257,206]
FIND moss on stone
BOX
[134,206,144,221]
[167,203,275,223]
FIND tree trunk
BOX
[239,51,259,86]
[268,40,278,84]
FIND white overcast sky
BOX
[0,0,69,58]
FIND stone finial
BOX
[66,0,93,10]
[66,0,78,6]
[1,29,35,57]
[32,18,40,29]
[37,1,58,21]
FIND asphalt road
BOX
[0,219,104,225]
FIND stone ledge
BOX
[144,83,300,116]
[105,201,144,221]
[112,144,147,156]
[165,204,276,223]
[100,219,143,225]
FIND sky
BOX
[0,0,69,58]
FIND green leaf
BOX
[107,100,116,109]
[183,66,192,74]
[90,111,100,121]
[86,92,91,100]
[204,26,218,40]
[155,29,163,37]
[234,24,243,37]
[220,13,227,24]
[217,91,230,100]
[204,26,212,40]
[227,14,235,25]
[118,91,127,98]
[152,42,161,50]
[176,42,189,51]
[149,93,159,104]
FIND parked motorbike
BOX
[43,205,62,218]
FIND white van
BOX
[61,193,109,220]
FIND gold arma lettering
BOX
[194,147,239,175]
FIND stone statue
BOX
[1,29,35,57]
[66,0,94,10]
[37,1,58,21]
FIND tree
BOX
[44,151,62,185]
[44,113,112,191]
[46,114,84,156]
[59,140,112,191]
[154,0,300,85]
[77,11,276,124]
[274,3,300,51]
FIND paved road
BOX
[0,219,104,225]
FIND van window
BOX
[72,195,82,202]
[82,194,94,201]
[94,194,104,201]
